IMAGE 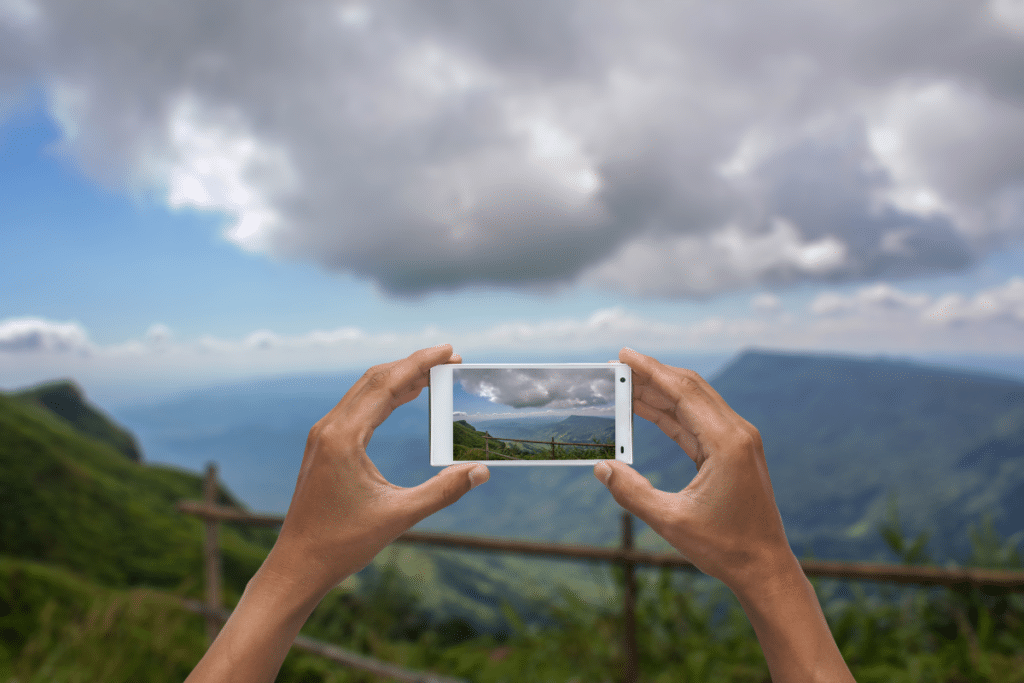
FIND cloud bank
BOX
[455,367,614,410]
[2,0,1022,297]
[4,276,1024,399]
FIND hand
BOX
[593,349,856,682]
[265,344,490,600]
[594,347,793,593]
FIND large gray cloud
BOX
[456,367,614,410]
[2,0,1023,296]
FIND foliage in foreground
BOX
[4,511,1024,683]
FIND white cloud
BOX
[1,0,1022,297]
[5,279,1024,396]
[810,283,931,317]
[455,367,615,410]
[926,277,1024,326]
[751,293,783,314]
[989,0,1024,35]
[0,318,92,355]
[866,81,1024,241]
[154,97,296,250]
[586,220,848,296]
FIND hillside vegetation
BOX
[709,351,1024,559]
[13,380,142,462]
[455,416,615,461]
[5,354,1024,681]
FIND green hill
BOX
[10,380,143,462]
[709,350,1024,558]
[0,387,284,678]
[0,385,562,679]
[453,419,524,460]
[0,390,276,591]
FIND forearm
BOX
[184,553,328,683]
[732,554,855,683]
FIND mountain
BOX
[0,381,572,639]
[111,351,1024,559]
[465,416,616,458]
[0,388,274,594]
[10,380,143,462]
[532,415,615,445]
[99,350,1024,632]
[453,419,523,459]
[709,350,1024,560]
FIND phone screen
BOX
[430,363,633,466]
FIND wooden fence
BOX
[178,463,1024,683]
[474,433,614,460]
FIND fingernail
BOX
[468,464,489,489]
[594,462,612,485]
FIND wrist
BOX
[257,542,337,609]
[246,553,326,626]
[726,545,805,606]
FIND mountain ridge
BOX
[8,348,1024,636]
[10,379,143,462]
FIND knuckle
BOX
[363,365,390,390]
[728,422,762,454]
[672,371,703,397]
[741,421,763,449]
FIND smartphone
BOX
[430,363,633,466]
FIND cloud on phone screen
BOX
[456,368,614,410]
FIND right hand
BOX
[594,348,796,593]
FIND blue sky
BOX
[2,0,1024,406]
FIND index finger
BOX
[619,347,734,439]
[337,345,457,439]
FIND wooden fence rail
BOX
[179,463,1024,683]
[477,433,614,460]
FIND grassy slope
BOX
[0,390,276,609]
[11,380,143,462]
[0,388,559,650]
[0,390,348,681]
[453,419,522,460]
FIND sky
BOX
[2,0,1024,406]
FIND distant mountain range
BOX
[107,349,1024,561]
[7,349,1023,636]
[710,351,1024,560]
[475,414,616,444]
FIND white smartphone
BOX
[430,363,633,466]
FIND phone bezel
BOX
[429,362,633,466]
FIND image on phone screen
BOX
[431,363,632,466]
[453,366,617,461]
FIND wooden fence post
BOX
[203,462,223,645]
[621,511,638,683]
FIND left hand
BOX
[263,344,489,599]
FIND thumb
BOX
[594,461,668,527]
[404,463,490,522]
